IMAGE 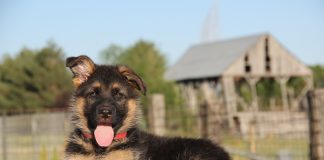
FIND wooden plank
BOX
[148,94,166,136]
[221,76,237,131]
[308,90,324,160]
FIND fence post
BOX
[307,90,324,160]
[31,114,38,160]
[148,94,165,136]
[2,111,7,160]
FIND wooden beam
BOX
[179,83,198,114]
[290,76,313,111]
[276,77,289,111]
[221,76,237,131]
[245,77,260,112]
[148,94,166,136]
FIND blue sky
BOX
[1,0,323,65]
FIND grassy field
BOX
[0,132,309,160]
[222,134,309,160]
[0,134,65,160]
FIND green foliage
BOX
[101,40,184,129]
[237,78,282,110]
[287,77,305,97]
[310,65,324,88]
[0,42,72,111]
[100,44,124,64]
[236,80,252,104]
[101,40,182,104]
[256,78,281,110]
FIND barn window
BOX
[265,38,271,72]
[244,55,249,61]
[244,54,251,73]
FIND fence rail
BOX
[0,111,71,160]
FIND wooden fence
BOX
[307,89,324,160]
[0,112,70,160]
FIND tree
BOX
[0,42,72,111]
[310,65,324,88]
[101,40,181,103]
[101,40,184,130]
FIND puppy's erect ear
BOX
[118,65,147,95]
[66,55,95,87]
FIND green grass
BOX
[0,132,309,160]
[222,134,309,160]
[1,134,66,160]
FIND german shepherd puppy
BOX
[64,55,230,160]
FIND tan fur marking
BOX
[117,65,129,73]
[102,150,134,160]
[107,136,129,149]
[75,98,91,133]
[65,154,95,160]
[92,81,101,88]
[65,150,134,160]
[84,59,96,73]
[112,82,121,89]
[72,78,83,87]
[70,56,96,87]
[117,99,137,134]
[69,136,93,152]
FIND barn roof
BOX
[165,33,264,81]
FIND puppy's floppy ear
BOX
[118,65,147,95]
[66,55,96,87]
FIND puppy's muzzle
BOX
[99,106,112,118]
[97,105,114,126]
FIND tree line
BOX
[1,41,324,113]
[0,42,72,112]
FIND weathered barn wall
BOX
[223,34,311,77]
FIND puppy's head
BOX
[66,55,146,147]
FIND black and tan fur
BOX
[64,55,230,160]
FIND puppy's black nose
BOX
[99,107,112,117]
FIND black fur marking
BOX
[65,131,90,156]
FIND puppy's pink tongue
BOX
[94,125,114,147]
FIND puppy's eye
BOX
[88,88,100,98]
[88,91,96,97]
[112,88,125,99]
[116,92,125,98]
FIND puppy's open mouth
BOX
[97,116,112,126]
[94,116,114,148]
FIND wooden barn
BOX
[165,33,313,139]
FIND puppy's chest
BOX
[67,149,138,160]
[100,149,137,160]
